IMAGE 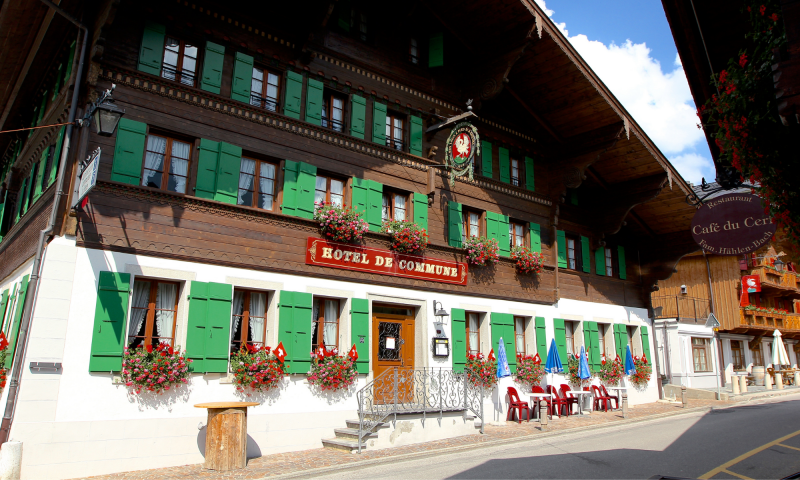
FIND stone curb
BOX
[265,405,714,480]
[734,389,800,402]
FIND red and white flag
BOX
[642,352,648,363]
[533,353,541,365]
[601,353,606,365]
[274,341,287,363]
[488,349,496,361]
[0,333,8,351]
[348,344,358,362]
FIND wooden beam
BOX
[505,85,563,143]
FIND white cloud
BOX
[668,153,716,184]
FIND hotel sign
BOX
[305,238,468,286]
[691,193,776,255]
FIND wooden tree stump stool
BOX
[195,402,259,471]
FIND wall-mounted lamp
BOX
[433,300,449,324]
[77,84,125,136]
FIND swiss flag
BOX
[533,353,541,365]
[601,353,606,365]
[348,344,358,362]
[614,355,622,364]
[0,333,8,351]
[642,353,648,363]
[274,341,287,363]
[488,349,496,361]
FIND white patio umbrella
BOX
[772,329,790,367]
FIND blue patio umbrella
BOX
[496,338,511,378]
[624,345,636,376]
[578,345,591,380]
[544,338,563,374]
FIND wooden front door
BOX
[372,309,415,404]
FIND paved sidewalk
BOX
[73,399,733,480]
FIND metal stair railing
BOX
[356,367,484,453]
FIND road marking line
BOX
[699,428,800,479]
[776,443,800,452]
[722,469,753,480]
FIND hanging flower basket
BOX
[382,220,429,254]
[597,356,624,386]
[121,343,191,395]
[513,354,545,390]
[567,355,592,389]
[464,236,499,267]
[230,344,288,392]
[629,356,652,389]
[313,202,369,243]
[307,346,358,392]
[511,246,545,275]
[465,353,497,389]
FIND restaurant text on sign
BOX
[690,193,776,255]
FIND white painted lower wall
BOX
[2,237,659,479]
[653,319,722,389]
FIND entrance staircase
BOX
[321,418,387,453]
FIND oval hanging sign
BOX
[691,193,776,255]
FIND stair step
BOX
[322,437,366,453]
[345,419,388,431]
[334,428,378,440]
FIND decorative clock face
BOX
[451,132,472,164]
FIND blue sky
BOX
[537,0,715,185]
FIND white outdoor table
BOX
[569,390,593,415]
[606,387,627,410]
[530,393,552,420]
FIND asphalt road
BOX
[313,394,800,480]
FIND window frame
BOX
[514,316,526,356]
[250,65,281,112]
[161,36,198,87]
[462,209,482,244]
[509,221,525,249]
[409,37,419,64]
[598,323,609,356]
[140,130,193,194]
[382,189,409,222]
[314,174,346,208]
[466,311,481,356]
[350,8,369,43]
[385,111,406,151]
[510,157,520,187]
[730,340,745,371]
[237,155,279,211]
[751,341,765,366]
[692,337,711,372]
[127,278,180,349]
[322,89,347,133]
[230,288,270,353]
[605,247,614,276]
[565,233,581,271]
[565,321,576,356]
[312,297,340,351]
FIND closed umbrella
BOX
[624,345,636,376]
[497,337,511,378]
[578,345,591,381]
[545,338,563,387]
[772,329,790,367]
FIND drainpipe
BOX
[0,0,87,444]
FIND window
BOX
[351,10,368,42]
[467,312,480,355]
[27,162,39,205]
[314,175,345,207]
[322,92,346,132]
[627,326,636,353]
[731,340,745,371]
[141,134,191,194]
[237,157,277,210]
[605,247,614,276]
[565,321,576,356]
[127,279,179,349]
[598,324,609,356]
[312,298,339,351]
[511,158,520,186]
[566,237,577,270]
[382,191,408,222]
[385,112,405,151]
[250,67,280,111]
[510,222,524,249]
[692,337,711,372]
[462,210,481,244]
[230,289,268,353]
[751,342,764,366]
[514,317,526,356]
[409,38,419,64]
[161,37,197,87]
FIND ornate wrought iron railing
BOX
[356,367,484,453]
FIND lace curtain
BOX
[238,158,256,205]
[468,314,479,353]
[169,141,190,193]
[142,136,166,188]
[515,321,525,355]
[323,299,338,347]
[249,292,266,344]
[154,283,177,340]
[230,290,245,344]
[127,281,151,342]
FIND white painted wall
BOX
[654,319,721,389]
[4,238,660,479]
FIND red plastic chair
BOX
[532,385,553,418]
[506,387,530,423]
[547,385,572,417]
[601,385,619,409]
[592,385,612,412]
[560,384,580,414]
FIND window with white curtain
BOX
[237,157,277,211]
[229,289,268,353]
[142,134,191,194]
[514,316,526,356]
[127,279,179,349]
[467,312,480,355]
[312,298,340,351]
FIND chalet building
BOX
[0,0,697,477]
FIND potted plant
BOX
[121,342,191,395]
[382,220,429,254]
[230,344,288,393]
[629,356,652,389]
[465,353,497,389]
[307,346,358,392]
[510,246,545,275]
[597,356,624,386]
[313,201,369,243]
[513,354,545,390]
[464,236,499,267]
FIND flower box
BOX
[382,220,429,254]
[121,343,191,394]
[510,246,544,275]
[464,236,499,267]
[313,202,369,243]
[307,347,358,392]
[231,344,288,392]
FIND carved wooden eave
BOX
[639,230,700,291]
[587,173,669,237]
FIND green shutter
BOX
[88,272,130,372]
[581,236,591,273]
[138,22,165,75]
[485,212,499,242]
[350,298,370,374]
[613,324,625,359]
[640,326,651,361]
[63,40,76,87]
[556,230,567,268]
[186,281,209,372]
[351,177,368,217]
[0,197,4,241]
[5,276,29,369]
[231,52,254,103]
[481,140,493,178]
[48,127,65,187]
[451,308,466,372]
[491,313,516,373]
[350,94,366,139]
[525,156,535,191]
[52,62,63,102]
[618,245,627,279]
[371,101,387,145]
[337,0,351,31]
[281,161,317,219]
[0,291,8,332]
[498,147,510,184]
[498,214,510,257]
[366,180,383,232]
[305,78,324,126]
[409,116,423,156]
[13,178,27,224]
[278,291,313,374]
[20,174,31,216]
[429,33,443,68]
[568,189,578,205]
[284,71,303,119]
[448,201,463,248]
[595,247,606,276]
[215,142,242,205]
[584,321,601,372]
[530,223,541,254]
[32,149,48,202]
[535,317,547,359]
[413,192,428,230]
[199,41,225,94]
[205,282,233,372]
[553,318,567,365]
[111,118,146,185]
[195,138,220,200]
[37,91,48,125]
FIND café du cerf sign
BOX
[691,193,776,255]
[306,238,468,286]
